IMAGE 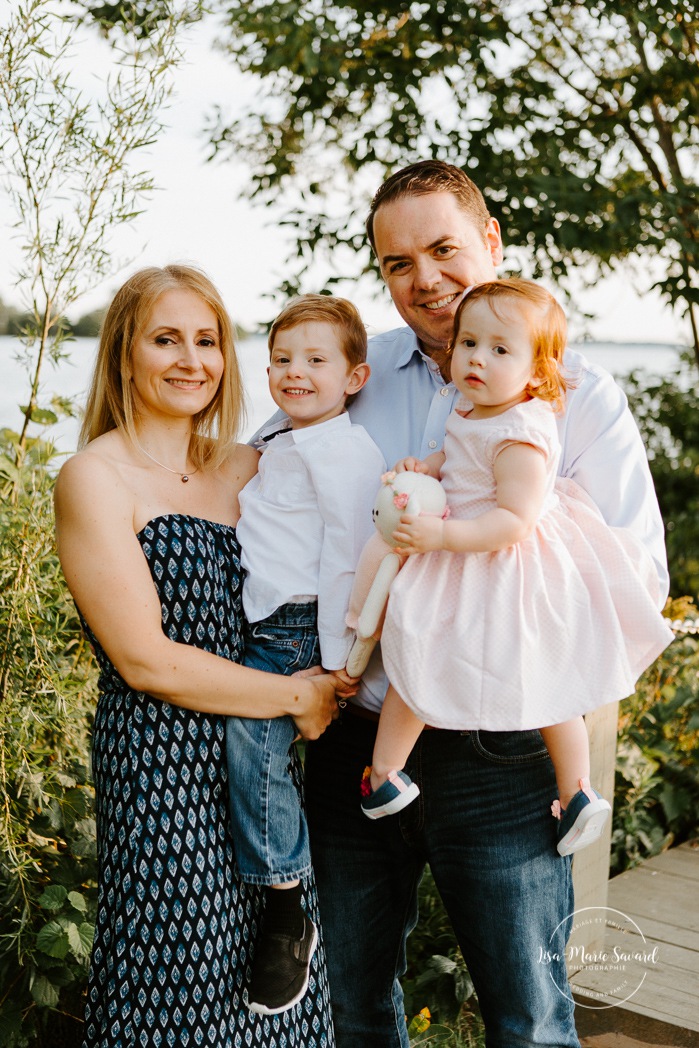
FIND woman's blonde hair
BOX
[449,279,568,410]
[79,265,246,470]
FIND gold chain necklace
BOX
[133,436,198,483]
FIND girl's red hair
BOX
[450,279,568,410]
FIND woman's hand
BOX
[291,674,340,740]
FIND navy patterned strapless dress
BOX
[81,515,334,1047]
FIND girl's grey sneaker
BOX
[552,777,611,856]
[361,767,420,820]
[247,913,318,1015]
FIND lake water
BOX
[0,335,685,456]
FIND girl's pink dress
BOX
[381,398,673,730]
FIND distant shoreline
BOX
[567,340,687,350]
[0,335,685,456]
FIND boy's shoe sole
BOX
[557,796,611,856]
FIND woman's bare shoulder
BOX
[219,441,260,490]
[55,433,132,515]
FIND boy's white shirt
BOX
[238,412,386,671]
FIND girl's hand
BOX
[292,674,340,740]
[392,513,445,554]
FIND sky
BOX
[0,10,691,347]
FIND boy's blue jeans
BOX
[226,601,320,885]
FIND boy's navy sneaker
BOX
[247,912,318,1015]
[552,777,611,856]
[361,767,420,820]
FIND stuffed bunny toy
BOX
[345,470,448,678]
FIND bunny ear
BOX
[406,494,420,515]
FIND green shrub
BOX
[625,354,699,604]
[402,868,484,1045]
[0,433,99,1046]
[611,597,699,874]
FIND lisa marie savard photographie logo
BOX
[538,906,661,1010]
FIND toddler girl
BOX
[360,279,674,856]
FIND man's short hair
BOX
[366,160,492,250]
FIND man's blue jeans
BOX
[305,709,581,1048]
[226,601,319,885]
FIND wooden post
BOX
[570,702,619,954]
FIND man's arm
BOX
[558,358,669,602]
[248,409,290,449]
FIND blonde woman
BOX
[55,265,339,1047]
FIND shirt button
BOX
[440,387,450,396]
[428,440,437,449]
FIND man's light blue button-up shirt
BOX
[347,327,459,465]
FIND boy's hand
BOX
[392,513,444,554]
[331,667,361,699]
[394,451,445,479]
[394,456,430,474]
[294,664,359,700]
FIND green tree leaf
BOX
[0,1002,23,1040]
[30,407,59,425]
[68,890,87,913]
[206,0,698,361]
[30,974,61,1008]
[36,920,70,959]
[39,884,69,911]
[66,919,94,959]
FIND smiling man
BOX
[303,160,668,1048]
[371,185,502,353]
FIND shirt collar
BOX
[393,328,450,385]
[258,411,351,451]
[290,411,351,444]
[252,417,292,450]
[393,329,423,370]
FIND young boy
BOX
[229,294,385,1016]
